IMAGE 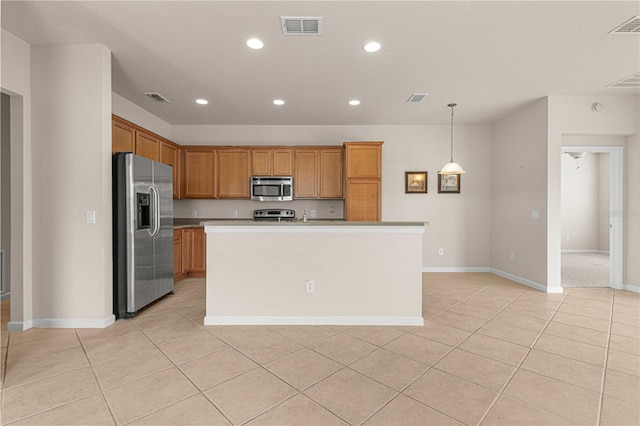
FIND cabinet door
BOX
[218,149,251,198]
[183,148,217,198]
[173,230,182,281]
[135,130,160,162]
[181,229,191,275]
[345,179,381,221]
[273,148,293,176]
[251,149,272,176]
[294,149,319,198]
[319,148,343,199]
[160,141,180,199]
[112,119,135,154]
[190,228,206,273]
[344,142,383,179]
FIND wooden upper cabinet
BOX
[319,148,343,199]
[183,147,217,198]
[135,130,160,162]
[112,118,135,154]
[218,148,251,198]
[294,149,319,198]
[273,148,293,176]
[344,142,383,222]
[159,140,180,199]
[251,148,293,176]
[345,179,381,222]
[251,149,272,176]
[344,141,383,179]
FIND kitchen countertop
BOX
[202,220,425,227]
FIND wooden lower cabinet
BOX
[190,227,206,274]
[173,230,183,281]
[174,227,206,282]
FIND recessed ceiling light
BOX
[246,38,264,49]
[364,41,381,53]
[195,99,208,105]
[349,100,360,106]
[273,99,285,106]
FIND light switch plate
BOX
[531,210,539,219]
[86,210,96,224]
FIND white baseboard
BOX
[490,268,563,294]
[205,315,424,326]
[619,283,640,294]
[422,267,491,273]
[561,249,610,255]
[7,319,33,331]
[32,315,116,329]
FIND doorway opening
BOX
[560,144,623,289]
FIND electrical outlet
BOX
[86,210,96,224]
[305,280,315,293]
[438,248,444,256]
[565,235,570,242]
[329,206,336,214]
[310,210,316,218]
[232,210,238,218]
[510,252,516,261]
[191,210,198,218]
[531,210,539,219]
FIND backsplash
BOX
[173,199,344,220]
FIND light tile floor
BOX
[1,273,639,425]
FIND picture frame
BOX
[438,173,461,193]
[405,171,428,193]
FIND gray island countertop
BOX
[202,220,426,227]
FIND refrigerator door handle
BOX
[150,186,161,237]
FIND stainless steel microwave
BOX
[250,176,294,201]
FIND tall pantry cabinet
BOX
[343,142,383,222]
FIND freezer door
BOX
[129,155,157,312]
[153,161,174,300]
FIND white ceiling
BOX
[2,1,639,125]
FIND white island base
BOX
[204,221,425,326]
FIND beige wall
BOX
[626,133,640,286]
[112,93,172,140]
[172,124,493,270]
[561,153,602,251]
[598,153,610,252]
[491,98,550,289]
[30,44,113,325]
[1,93,10,296]
[1,29,33,329]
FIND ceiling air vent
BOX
[144,92,170,103]
[609,16,640,34]
[607,72,640,89]
[407,93,428,103]
[281,16,323,35]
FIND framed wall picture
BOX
[438,173,461,193]
[405,171,428,193]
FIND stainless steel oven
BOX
[250,176,294,201]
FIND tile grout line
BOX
[361,281,518,425]
[474,287,573,425]
[596,289,616,426]
[132,303,238,426]
[75,328,120,426]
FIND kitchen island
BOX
[203,221,425,326]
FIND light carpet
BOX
[561,252,609,288]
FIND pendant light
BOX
[438,103,466,175]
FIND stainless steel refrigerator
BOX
[113,153,174,319]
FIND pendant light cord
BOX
[448,103,456,163]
